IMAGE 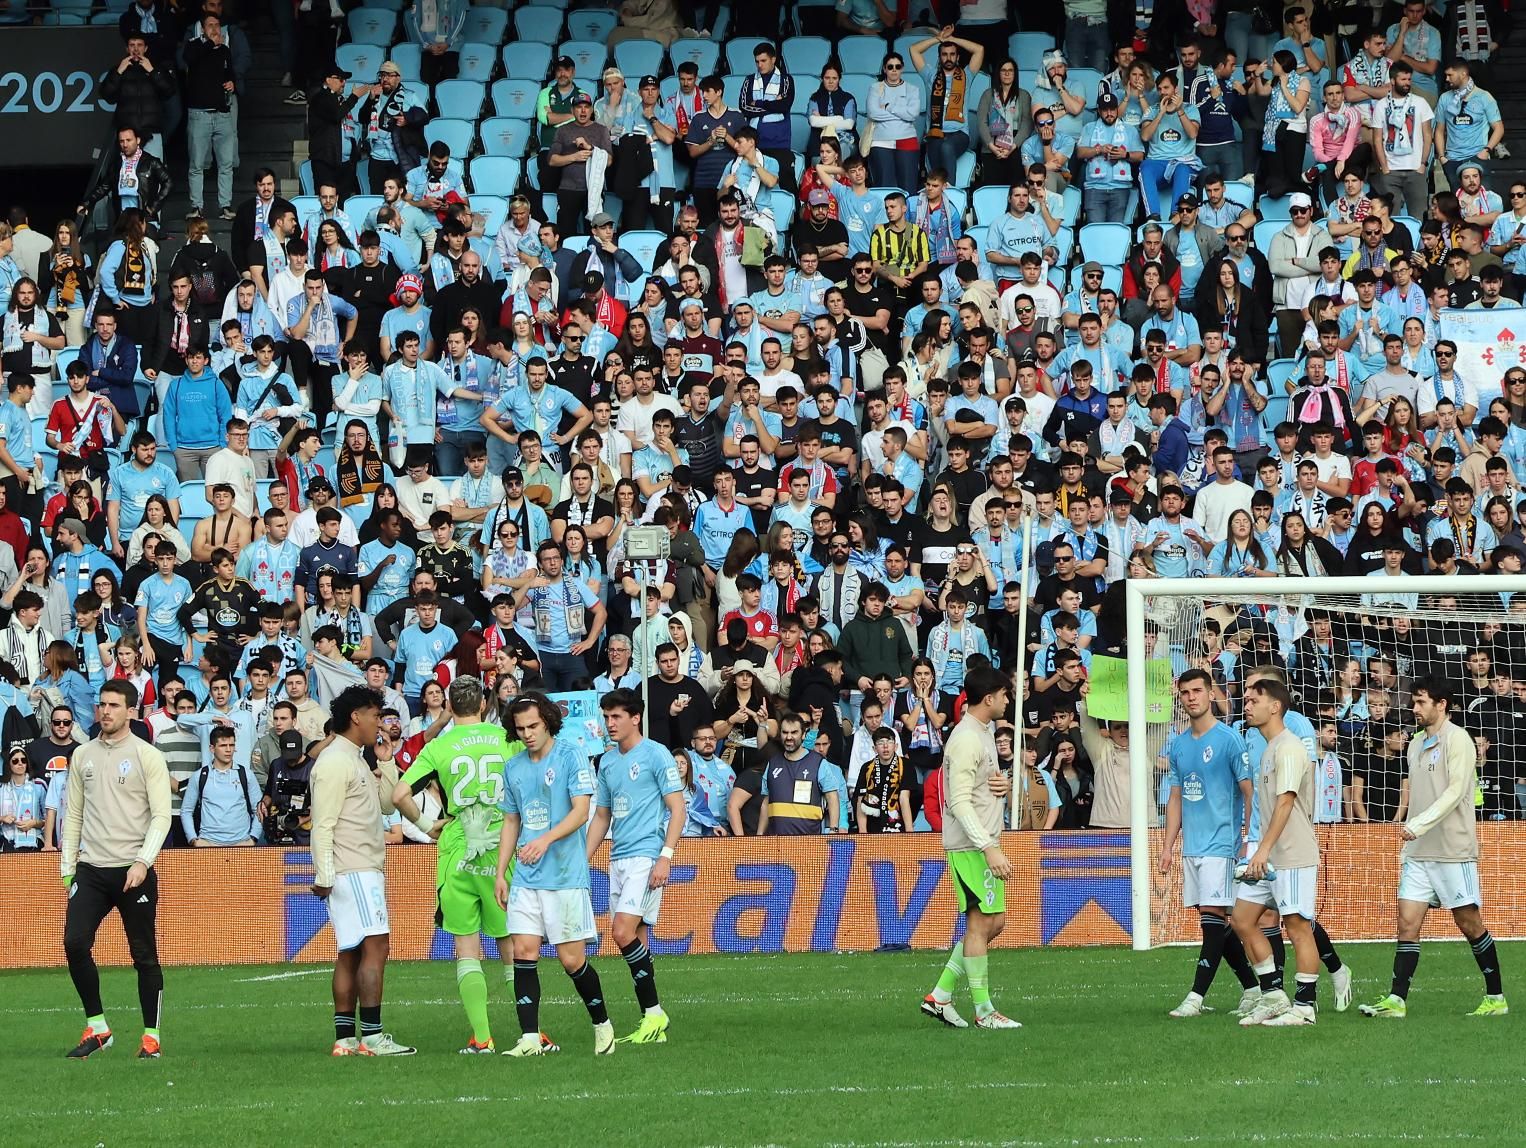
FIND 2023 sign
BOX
[0,28,129,168]
[0,70,115,116]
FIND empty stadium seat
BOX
[491,78,541,118]
[564,6,617,41]
[469,155,523,195]
[346,7,397,47]
[478,117,533,157]
[513,5,563,43]
[502,42,553,82]
[425,119,474,155]
[461,6,508,44]
[434,79,486,120]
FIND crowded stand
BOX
[2,0,1525,858]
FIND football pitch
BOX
[3,945,1523,1147]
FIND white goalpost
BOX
[1125,575,1526,952]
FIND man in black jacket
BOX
[231,170,297,272]
[306,66,356,199]
[183,14,239,221]
[141,274,213,386]
[428,251,499,350]
[78,126,172,228]
[101,33,175,155]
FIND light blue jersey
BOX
[501,736,596,890]
[394,621,452,696]
[595,738,682,860]
[134,573,194,644]
[1239,710,1317,841]
[1165,720,1251,859]
[110,460,182,537]
[357,539,415,613]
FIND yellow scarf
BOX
[928,66,967,139]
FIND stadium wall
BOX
[9,827,1525,968]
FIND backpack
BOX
[192,763,255,836]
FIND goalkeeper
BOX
[392,676,519,1053]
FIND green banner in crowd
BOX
[1086,656,1175,722]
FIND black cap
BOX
[278,729,304,759]
[1098,92,1119,109]
[503,466,524,483]
[639,74,660,88]
[555,55,576,69]
[327,65,352,80]
[307,476,335,495]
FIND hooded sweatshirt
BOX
[164,366,234,450]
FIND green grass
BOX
[3,945,1524,1147]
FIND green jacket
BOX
[837,610,914,687]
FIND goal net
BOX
[1125,575,1526,950]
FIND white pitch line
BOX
[234,969,330,983]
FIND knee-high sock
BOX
[932,945,965,1002]
[1472,931,1504,996]
[1263,925,1286,971]
[1390,942,1421,999]
[1221,929,1257,990]
[569,961,608,1025]
[456,957,491,1043]
[1310,920,1343,973]
[513,959,541,1035]
[1191,913,1231,997]
[620,939,661,1012]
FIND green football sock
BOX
[144,1027,160,1040]
[456,958,491,1044]
[966,955,993,1017]
[933,946,966,1001]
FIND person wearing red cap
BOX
[379,272,433,362]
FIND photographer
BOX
[259,729,313,846]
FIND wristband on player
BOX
[412,813,435,834]
[660,846,675,859]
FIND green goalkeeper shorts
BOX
[436,838,512,939]
[947,849,1006,916]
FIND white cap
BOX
[1288,191,1313,209]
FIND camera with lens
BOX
[263,773,311,845]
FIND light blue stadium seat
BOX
[971,185,1008,226]
[469,156,522,195]
[474,195,508,237]
[668,38,718,77]
[1010,31,1055,76]
[781,35,831,79]
[461,6,508,44]
[722,75,744,106]
[389,42,421,81]
[619,229,666,274]
[456,42,498,83]
[954,152,976,191]
[790,113,809,152]
[1253,218,1285,254]
[425,119,474,155]
[336,44,382,82]
[479,117,533,157]
[724,40,757,75]
[347,8,397,47]
[513,5,563,43]
[299,159,315,196]
[502,42,552,82]
[564,7,617,41]
[558,39,606,84]
[1262,394,1291,432]
[433,78,486,120]
[291,195,320,227]
[1078,222,1131,266]
[614,40,664,81]
[835,37,885,75]
[344,194,385,223]
[1058,185,1083,228]
[491,78,541,118]
[1266,359,1300,394]
[767,190,795,231]
[1259,195,1294,221]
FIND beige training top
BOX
[308,735,399,888]
[61,733,173,875]
[1259,727,1318,870]
[1403,720,1479,863]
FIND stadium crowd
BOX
[0,0,1524,856]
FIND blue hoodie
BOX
[163,367,233,450]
